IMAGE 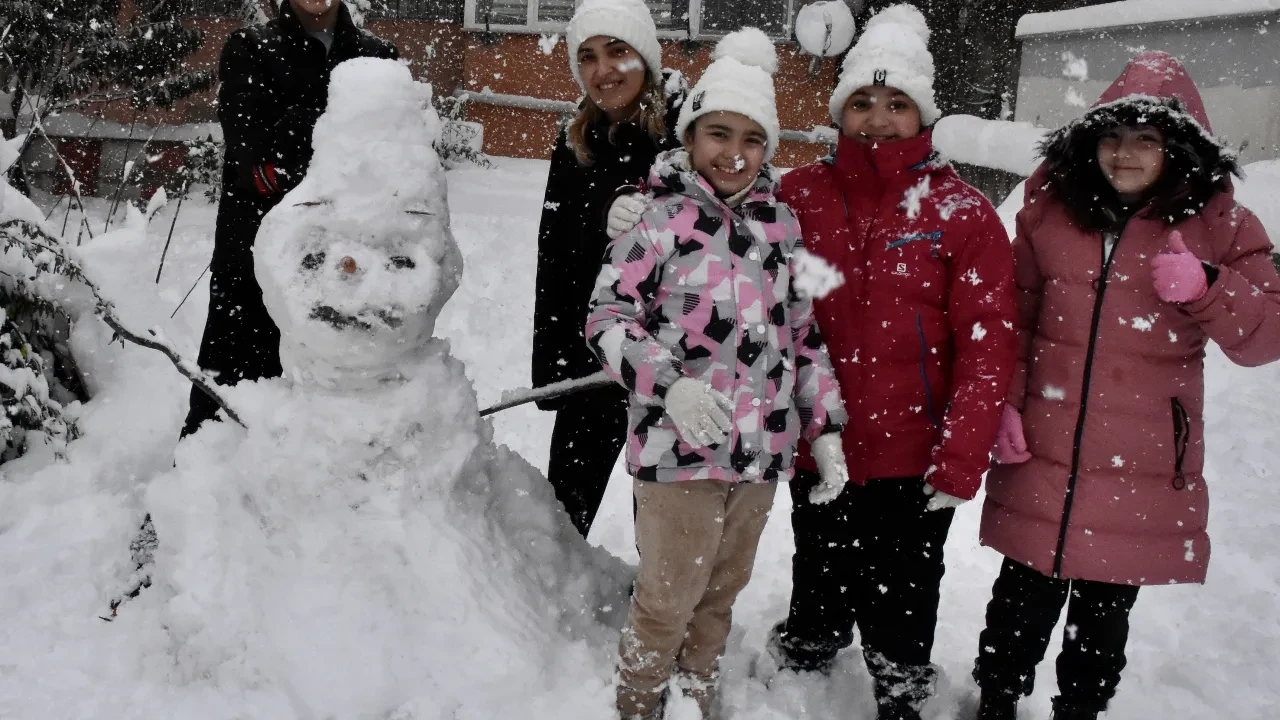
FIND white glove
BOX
[664,377,734,448]
[923,483,966,512]
[606,192,648,240]
[808,433,849,504]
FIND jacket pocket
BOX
[1171,398,1191,490]
[916,313,943,430]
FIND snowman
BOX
[137,59,633,718]
[254,57,463,387]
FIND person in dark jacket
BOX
[182,0,397,437]
[531,0,685,538]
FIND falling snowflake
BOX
[972,322,987,341]
[1042,385,1066,400]
[1184,539,1196,562]
[901,176,932,220]
[1112,455,1125,468]
[1168,331,1178,343]
[1130,313,1159,332]
[1061,51,1089,81]
[537,33,560,55]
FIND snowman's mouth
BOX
[310,305,405,331]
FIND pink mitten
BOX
[993,405,1032,465]
[1151,230,1208,304]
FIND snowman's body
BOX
[143,60,631,717]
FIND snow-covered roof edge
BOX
[1016,0,1280,38]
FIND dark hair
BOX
[1038,97,1240,230]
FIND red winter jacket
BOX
[782,131,1016,499]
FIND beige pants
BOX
[616,478,778,719]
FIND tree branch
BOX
[0,219,246,428]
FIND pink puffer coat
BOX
[982,52,1280,586]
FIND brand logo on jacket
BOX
[894,262,909,277]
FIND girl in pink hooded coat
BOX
[973,52,1280,720]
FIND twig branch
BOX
[0,219,245,428]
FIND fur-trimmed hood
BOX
[1037,51,1240,229]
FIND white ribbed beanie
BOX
[566,0,663,89]
[675,28,781,160]
[828,3,940,127]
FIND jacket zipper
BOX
[1054,231,1122,578]
[1171,398,1190,490]
[916,313,943,430]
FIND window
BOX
[698,0,789,38]
[464,0,795,38]
[369,0,463,21]
[182,0,240,18]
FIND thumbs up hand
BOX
[1151,230,1209,304]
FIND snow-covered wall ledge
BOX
[1016,0,1280,37]
[1012,1,1279,166]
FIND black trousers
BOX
[546,386,629,538]
[777,472,954,709]
[973,558,1140,713]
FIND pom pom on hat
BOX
[828,3,940,128]
[675,28,781,161]
[712,26,778,75]
[864,3,929,42]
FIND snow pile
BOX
[1017,0,1280,37]
[255,58,462,386]
[933,115,1049,176]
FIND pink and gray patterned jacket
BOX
[586,149,847,484]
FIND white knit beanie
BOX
[566,0,663,89]
[675,28,781,161]
[828,3,940,127]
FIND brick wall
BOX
[462,34,840,167]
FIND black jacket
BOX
[531,73,685,410]
[184,1,396,435]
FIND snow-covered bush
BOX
[0,219,87,463]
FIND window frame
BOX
[462,0,797,40]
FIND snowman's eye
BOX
[388,256,416,270]
[302,252,326,270]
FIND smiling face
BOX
[576,36,648,121]
[1097,124,1166,201]
[840,85,923,144]
[684,111,768,198]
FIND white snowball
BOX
[795,1,857,58]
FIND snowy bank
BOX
[932,115,1048,176]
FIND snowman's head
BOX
[255,58,462,386]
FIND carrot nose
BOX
[340,256,358,274]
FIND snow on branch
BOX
[0,219,246,428]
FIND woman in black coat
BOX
[532,0,685,537]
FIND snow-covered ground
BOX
[3,157,1280,719]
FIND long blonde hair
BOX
[567,78,669,166]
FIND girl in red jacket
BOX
[609,6,1016,718]
[973,52,1280,720]
[764,7,1015,719]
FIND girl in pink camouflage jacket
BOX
[584,29,849,720]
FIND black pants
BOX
[973,558,1140,713]
[546,386,629,538]
[777,473,954,710]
